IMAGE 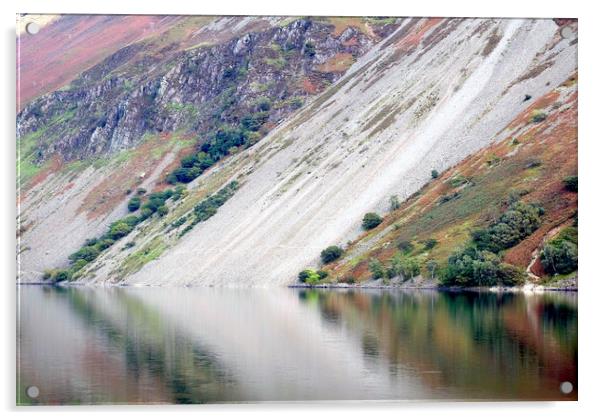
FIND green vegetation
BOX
[127,196,141,212]
[389,195,400,211]
[431,169,439,179]
[43,187,184,282]
[320,245,343,264]
[541,227,578,275]
[166,113,269,185]
[441,201,542,287]
[368,258,385,279]
[563,175,578,192]
[304,42,316,57]
[442,247,525,287]
[470,201,544,253]
[362,212,383,230]
[298,268,322,285]
[190,181,239,225]
[530,110,547,123]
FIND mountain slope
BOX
[16,17,577,286]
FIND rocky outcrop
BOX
[17,17,577,287]
[17,17,399,162]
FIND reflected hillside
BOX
[18,287,576,404]
[301,290,577,400]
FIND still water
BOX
[17,286,577,404]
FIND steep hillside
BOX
[16,17,577,287]
[314,75,577,287]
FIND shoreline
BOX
[288,283,578,292]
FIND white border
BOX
[3,1,601,419]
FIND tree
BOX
[431,169,439,179]
[127,196,141,212]
[298,269,320,285]
[362,212,383,230]
[389,195,400,211]
[426,260,438,279]
[108,221,134,240]
[541,241,578,274]
[369,258,385,279]
[156,205,169,217]
[471,202,543,252]
[563,175,578,192]
[442,246,525,287]
[320,245,343,264]
[400,257,420,279]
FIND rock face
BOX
[17,17,577,286]
[18,17,398,162]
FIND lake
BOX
[16,286,577,404]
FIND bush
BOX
[317,270,328,280]
[541,227,578,275]
[389,195,400,211]
[127,196,141,212]
[368,258,385,279]
[431,169,439,179]
[320,245,343,264]
[362,212,383,230]
[442,247,525,287]
[471,202,544,253]
[397,240,414,254]
[156,205,169,217]
[304,42,316,57]
[298,269,320,284]
[108,221,134,240]
[563,175,578,192]
[68,246,100,263]
[423,238,438,250]
[426,260,438,279]
[530,110,547,123]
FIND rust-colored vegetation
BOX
[323,74,577,283]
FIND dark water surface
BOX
[17,286,577,404]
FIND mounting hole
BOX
[26,385,39,399]
[560,26,574,39]
[560,381,573,394]
[26,22,40,35]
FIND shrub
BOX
[68,246,100,263]
[563,175,578,192]
[298,269,320,285]
[530,110,547,123]
[431,169,439,179]
[320,245,343,264]
[362,212,383,230]
[425,260,438,279]
[397,240,414,254]
[108,221,134,240]
[423,238,438,250]
[54,270,71,282]
[442,247,525,287]
[471,202,543,253]
[317,270,328,280]
[156,205,169,217]
[127,196,141,212]
[368,258,385,279]
[304,42,316,57]
[389,195,401,211]
[137,188,147,195]
[541,227,578,275]
[139,208,154,220]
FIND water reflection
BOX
[17,287,576,404]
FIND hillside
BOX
[16,17,577,287]
[313,75,577,287]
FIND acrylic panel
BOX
[16,14,578,404]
